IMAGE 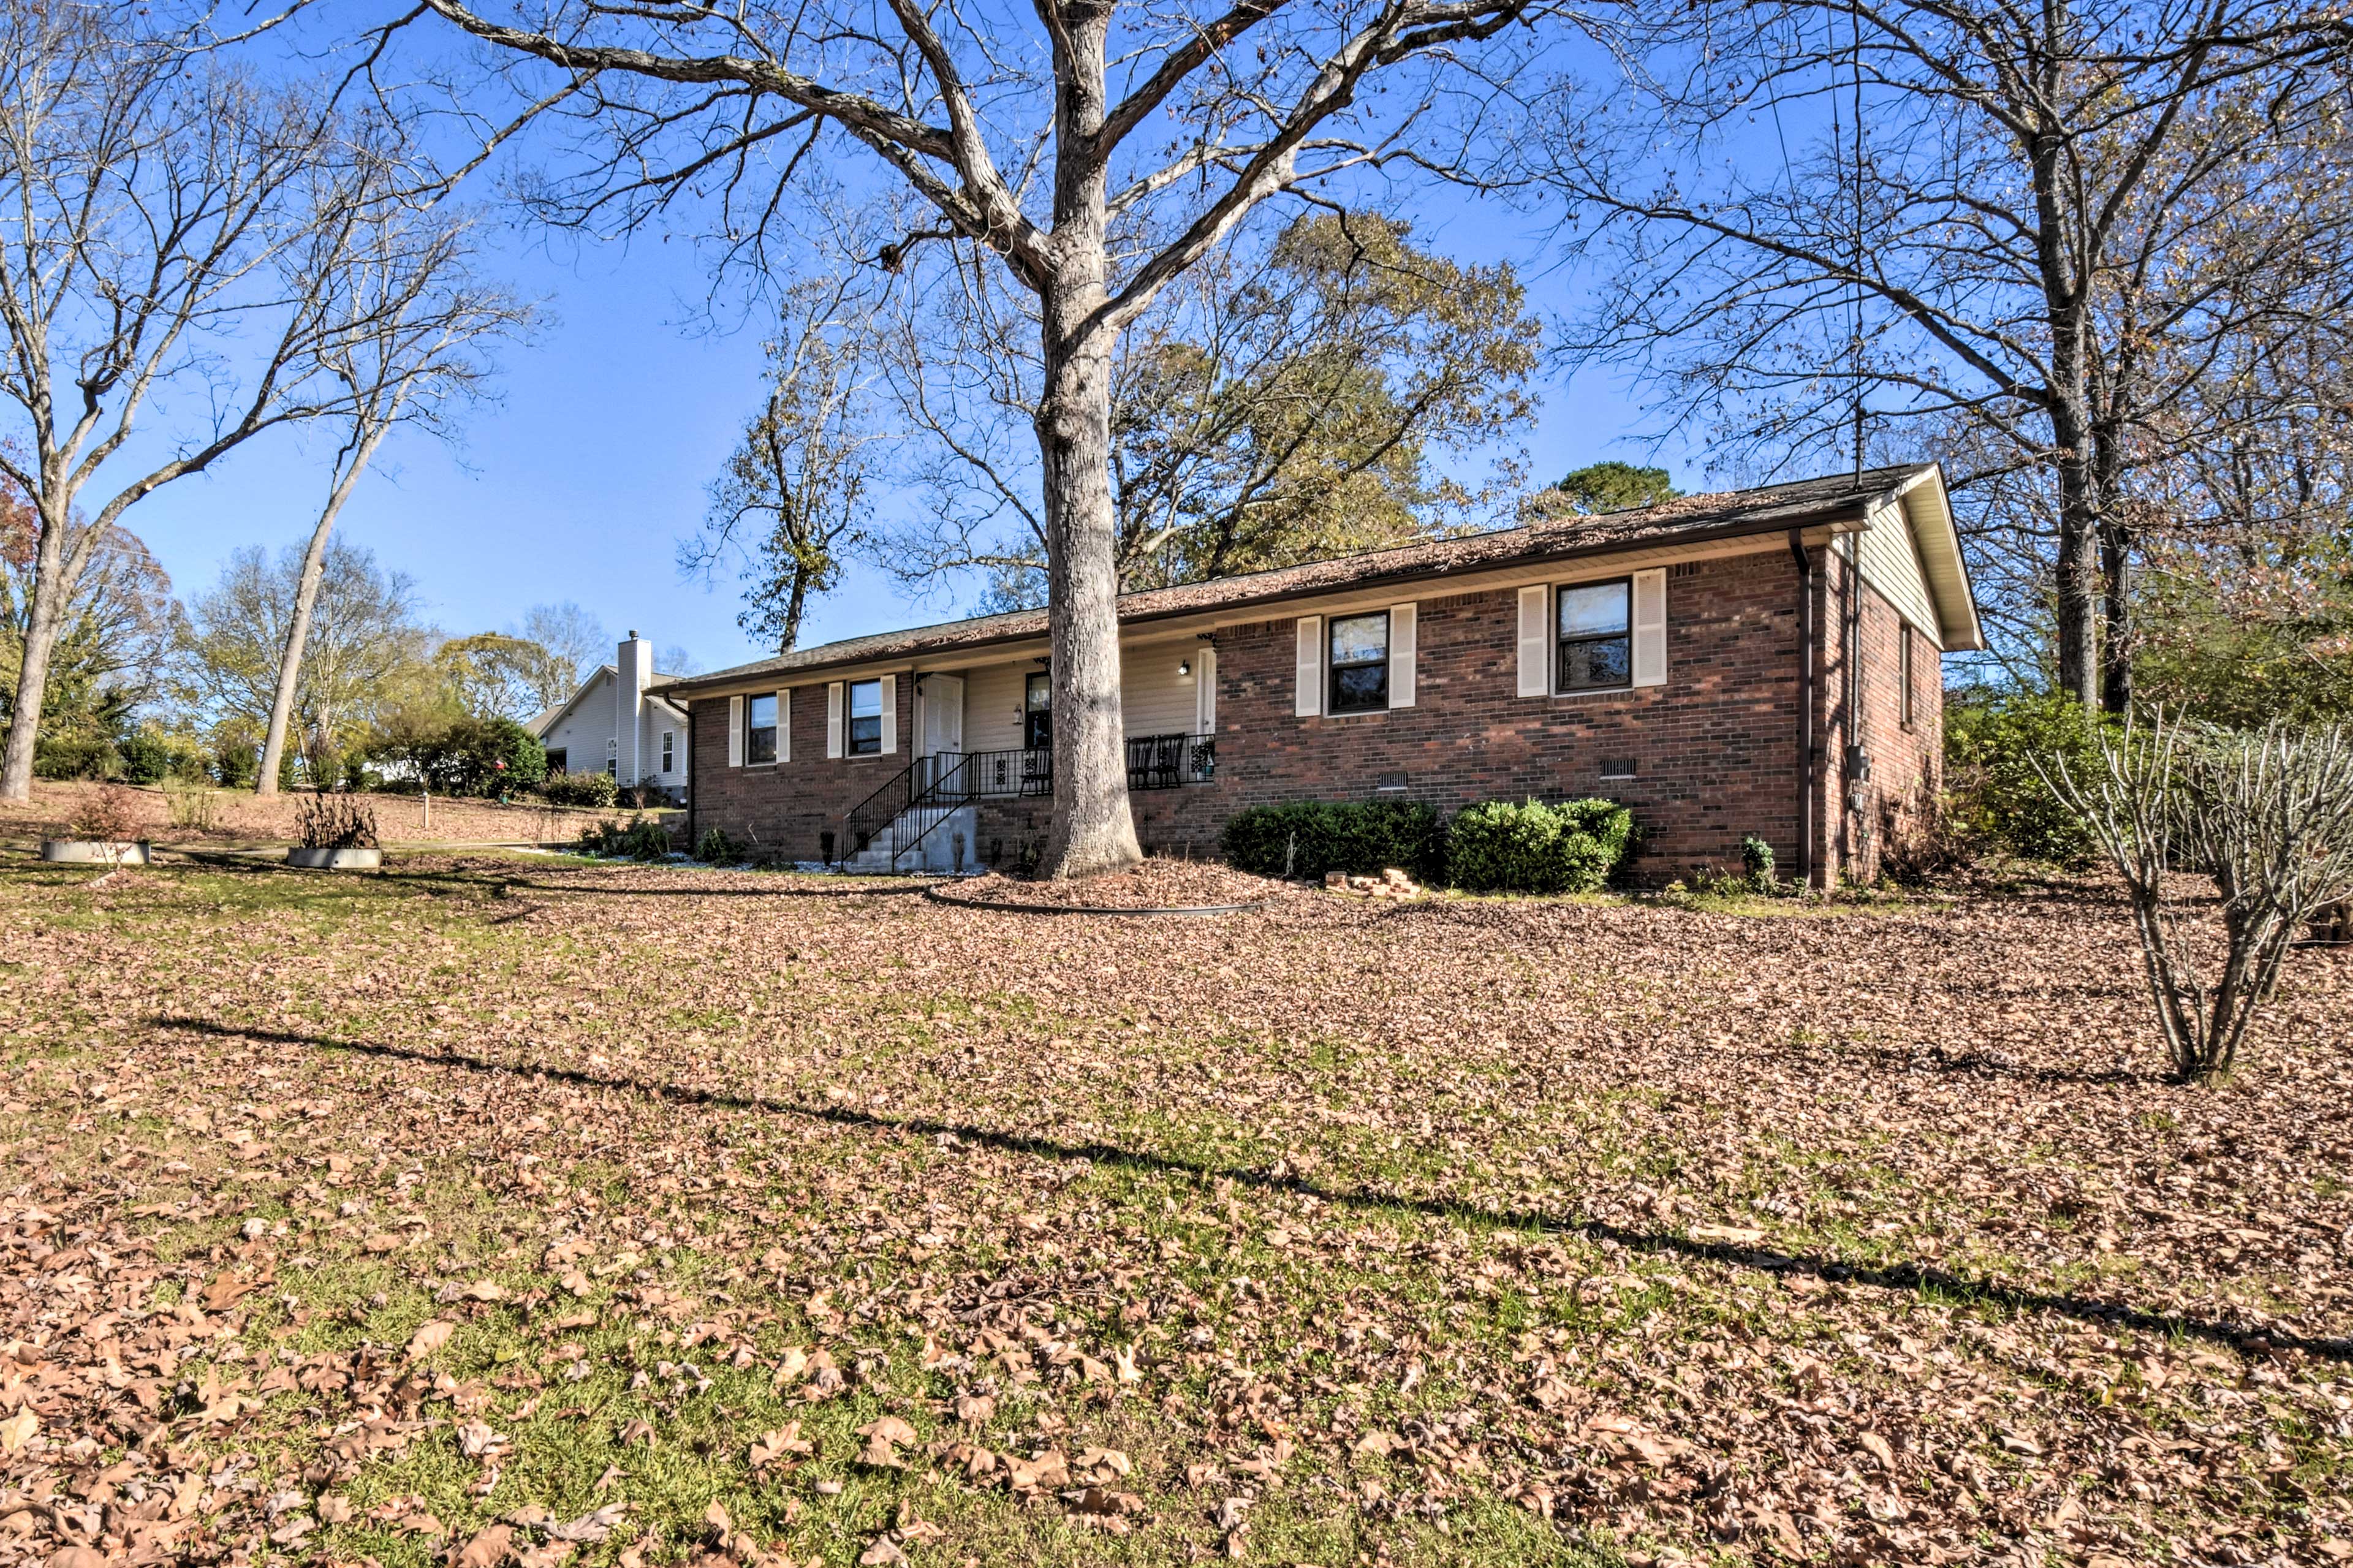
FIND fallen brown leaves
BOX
[0,854,2346,1567]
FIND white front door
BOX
[921,675,964,765]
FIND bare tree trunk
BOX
[0,501,79,804]
[2029,25,2101,711]
[2049,398,2102,706]
[781,574,809,654]
[2099,523,2134,715]
[1034,3,1142,880]
[257,424,392,797]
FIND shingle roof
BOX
[670,464,1937,693]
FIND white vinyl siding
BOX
[1858,494,1941,636]
[1631,569,1668,687]
[1118,645,1197,737]
[963,662,1027,752]
[1389,603,1416,708]
[1294,616,1323,717]
[540,670,616,772]
[1515,586,1549,697]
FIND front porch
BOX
[837,731,1216,873]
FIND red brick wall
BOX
[687,676,920,860]
[1817,544,1945,884]
[688,547,1946,883]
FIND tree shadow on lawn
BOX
[151,1013,2351,1365]
[1813,1042,2154,1089]
[378,868,939,900]
[154,855,936,900]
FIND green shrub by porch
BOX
[1221,800,1446,884]
[1446,797,1634,894]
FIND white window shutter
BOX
[879,674,897,754]
[1632,569,1668,687]
[826,682,843,758]
[1389,603,1417,708]
[1294,616,1322,717]
[1194,646,1218,734]
[777,689,790,763]
[1516,586,1549,697]
[727,694,744,767]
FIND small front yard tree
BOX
[401,0,1558,877]
[2040,716,2353,1083]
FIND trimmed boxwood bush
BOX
[1221,799,1446,884]
[579,814,672,860]
[542,769,620,808]
[1446,797,1634,894]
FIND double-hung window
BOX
[846,678,883,756]
[1327,612,1390,714]
[1556,580,1632,692]
[1023,672,1052,750]
[660,730,675,771]
[745,696,778,764]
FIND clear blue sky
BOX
[131,110,1702,679]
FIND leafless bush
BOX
[67,784,142,846]
[1877,781,1975,887]
[164,782,219,834]
[2039,716,2353,1083]
[297,794,379,851]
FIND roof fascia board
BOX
[669,511,1868,700]
[1889,465,1987,651]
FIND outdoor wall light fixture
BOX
[1178,658,1192,676]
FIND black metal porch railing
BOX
[1126,731,1217,790]
[836,734,1216,870]
[841,759,920,860]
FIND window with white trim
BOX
[847,678,883,756]
[746,695,778,763]
[1327,611,1390,714]
[1900,626,1917,729]
[1556,579,1632,692]
[660,729,675,771]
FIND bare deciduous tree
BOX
[396,0,1557,877]
[517,602,608,686]
[881,210,1539,608]
[2039,715,2353,1083]
[256,189,528,796]
[1532,0,2353,709]
[0,6,407,802]
[435,631,574,721]
[681,273,882,654]
[174,539,438,784]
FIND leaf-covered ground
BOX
[1,854,2347,1568]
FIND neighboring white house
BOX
[526,632,691,802]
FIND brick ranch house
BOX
[669,464,1984,886]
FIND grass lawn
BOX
[1,854,2347,1567]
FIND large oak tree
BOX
[402,0,1556,876]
